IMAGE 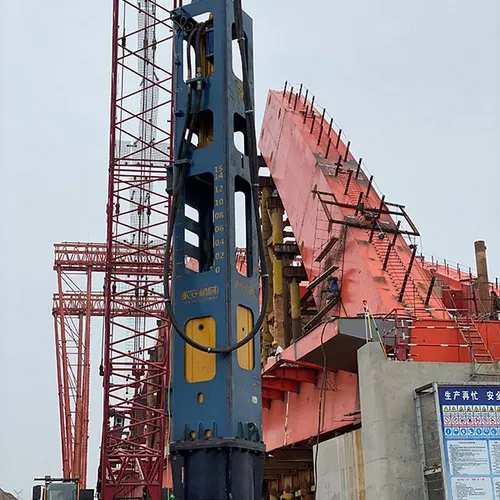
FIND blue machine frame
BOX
[169,1,264,498]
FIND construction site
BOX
[1,1,499,500]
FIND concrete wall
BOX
[313,429,366,500]
[357,342,500,500]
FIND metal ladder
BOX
[455,316,493,363]
[335,168,432,317]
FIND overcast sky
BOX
[1,0,499,494]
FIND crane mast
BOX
[99,0,172,497]
[167,0,266,497]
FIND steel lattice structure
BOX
[100,0,179,497]
[53,239,167,488]
[53,252,93,486]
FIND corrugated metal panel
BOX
[313,430,366,500]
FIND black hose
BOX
[164,9,269,354]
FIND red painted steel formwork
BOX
[261,359,359,451]
[259,87,444,320]
[100,0,179,497]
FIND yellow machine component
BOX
[32,476,83,500]
[260,185,274,363]
[271,205,284,296]
[185,317,216,382]
[237,305,254,370]
[198,112,214,149]
[270,202,285,346]
[290,279,300,319]
[200,18,214,78]
[198,18,214,149]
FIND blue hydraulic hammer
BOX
[165,0,268,498]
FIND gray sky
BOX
[1,0,498,494]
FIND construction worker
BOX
[266,340,283,364]
[491,291,500,320]
[325,276,340,302]
[271,340,283,357]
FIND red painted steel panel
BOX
[410,320,500,362]
[262,370,359,451]
[259,90,445,318]
[258,87,500,451]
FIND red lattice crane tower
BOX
[53,240,168,487]
[53,243,98,486]
[99,0,181,497]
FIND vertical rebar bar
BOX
[283,81,287,97]
[344,141,351,161]
[355,158,363,178]
[288,86,294,104]
[366,175,373,198]
[328,117,334,137]
[310,114,316,134]
[317,108,326,145]
[335,155,342,176]
[399,246,418,302]
[344,170,353,195]
[425,277,436,307]
[355,192,364,215]
[335,129,342,149]
[325,138,332,159]
[369,195,385,243]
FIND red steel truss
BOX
[53,252,94,486]
[100,0,178,497]
[53,240,167,487]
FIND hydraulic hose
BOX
[164,10,269,354]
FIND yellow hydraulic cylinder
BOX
[260,186,274,363]
[290,278,302,341]
[270,201,285,347]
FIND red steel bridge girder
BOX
[259,88,445,318]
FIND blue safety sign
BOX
[438,385,500,499]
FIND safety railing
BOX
[419,254,499,290]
